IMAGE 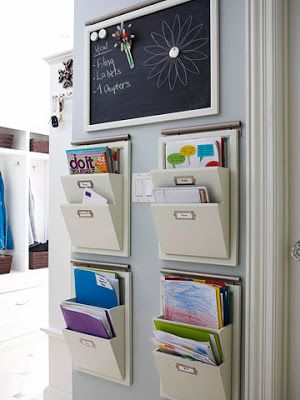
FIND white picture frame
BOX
[84,0,219,131]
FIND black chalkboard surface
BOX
[87,0,217,129]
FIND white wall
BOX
[0,0,74,133]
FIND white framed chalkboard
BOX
[85,0,218,131]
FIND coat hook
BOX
[14,161,20,167]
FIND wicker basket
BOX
[0,134,14,149]
[29,251,48,269]
[30,139,49,154]
[0,254,13,274]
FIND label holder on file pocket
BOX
[174,176,196,186]
[77,180,94,189]
[174,211,196,220]
[77,209,94,218]
[80,338,96,348]
[176,363,198,375]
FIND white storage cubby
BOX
[0,126,49,342]
[60,139,131,257]
[153,269,242,400]
[0,126,49,274]
[63,259,132,386]
[151,129,239,266]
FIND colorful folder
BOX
[61,304,113,339]
[74,268,119,309]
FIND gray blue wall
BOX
[73,0,246,399]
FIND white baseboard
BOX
[44,386,72,400]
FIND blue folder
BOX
[74,268,119,309]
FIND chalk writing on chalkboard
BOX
[143,15,208,92]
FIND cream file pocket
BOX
[151,167,228,203]
[152,269,242,400]
[61,203,123,250]
[61,173,123,204]
[60,138,131,257]
[65,260,132,386]
[151,202,229,258]
[153,128,240,266]
[153,323,232,400]
[151,168,229,259]
[63,305,125,381]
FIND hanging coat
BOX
[28,179,38,245]
[0,174,13,250]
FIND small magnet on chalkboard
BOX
[99,29,108,40]
[90,32,98,42]
[169,47,180,59]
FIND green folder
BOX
[154,318,223,363]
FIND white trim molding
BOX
[245,1,288,400]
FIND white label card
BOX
[174,176,196,185]
[176,364,198,375]
[174,211,196,220]
[95,273,113,290]
[77,210,93,218]
[78,180,94,188]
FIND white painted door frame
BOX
[245,1,288,400]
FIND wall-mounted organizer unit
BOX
[150,123,240,266]
[153,269,242,400]
[63,259,132,386]
[60,135,131,257]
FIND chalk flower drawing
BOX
[143,15,208,91]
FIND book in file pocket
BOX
[74,268,120,309]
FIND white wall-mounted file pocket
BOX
[66,260,132,386]
[61,173,123,204]
[151,167,228,204]
[151,167,229,259]
[153,323,232,400]
[153,129,239,266]
[155,269,242,400]
[151,202,229,259]
[60,139,131,257]
[61,204,123,250]
[63,305,125,381]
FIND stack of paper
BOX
[152,318,224,365]
[152,330,217,365]
[61,299,114,339]
[161,276,231,330]
[153,187,209,203]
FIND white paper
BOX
[153,186,209,203]
[82,188,108,205]
[153,330,217,365]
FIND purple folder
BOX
[60,305,111,339]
